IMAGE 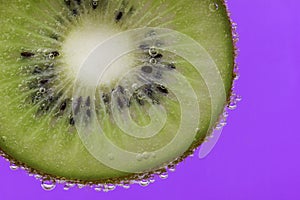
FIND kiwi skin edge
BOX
[0,0,238,187]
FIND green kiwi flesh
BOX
[0,0,235,185]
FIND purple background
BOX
[1,0,299,199]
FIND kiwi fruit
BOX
[0,0,237,191]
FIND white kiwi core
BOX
[62,22,134,85]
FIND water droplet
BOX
[94,184,103,192]
[223,111,229,118]
[63,183,75,190]
[122,184,130,189]
[209,3,219,12]
[228,102,237,110]
[56,180,66,184]
[102,184,115,192]
[34,174,42,180]
[159,172,168,179]
[41,180,56,191]
[9,163,19,170]
[77,183,85,189]
[189,153,194,158]
[107,184,116,191]
[235,95,242,102]
[215,124,223,130]
[149,177,155,183]
[168,166,176,172]
[139,180,150,187]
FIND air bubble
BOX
[234,94,242,102]
[41,180,56,191]
[92,0,98,5]
[102,184,115,192]
[63,183,75,190]
[39,87,46,93]
[94,185,102,192]
[209,3,219,12]
[168,166,176,172]
[122,184,130,189]
[139,180,150,187]
[9,163,19,170]
[149,58,157,65]
[149,47,158,57]
[34,174,42,180]
[149,177,155,183]
[77,183,85,189]
[228,102,237,110]
[159,172,168,179]
[48,53,54,60]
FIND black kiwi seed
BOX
[72,9,78,16]
[141,66,153,73]
[86,109,91,118]
[152,53,163,59]
[69,117,75,125]
[73,96,82,115]
[166,63,176,70]
[155,72,162,79]
[50,34,59,41]
[85,96,91,107]
[156,85,169,94]
[143,84,160,104]
[39,79,49,85]
[64,0,71,6]
[51,51,60,57]
[133,92,145,105]
[117,97,124,109]
[102,93,110,104]
[115,11,123,22]
[116,85,125,94]
[74,0,82,5]
[143,84,154,97]
[21,52,35,58]
[33,66,42,74]
[60,100,67,111]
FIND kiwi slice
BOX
[0,0,236,189]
